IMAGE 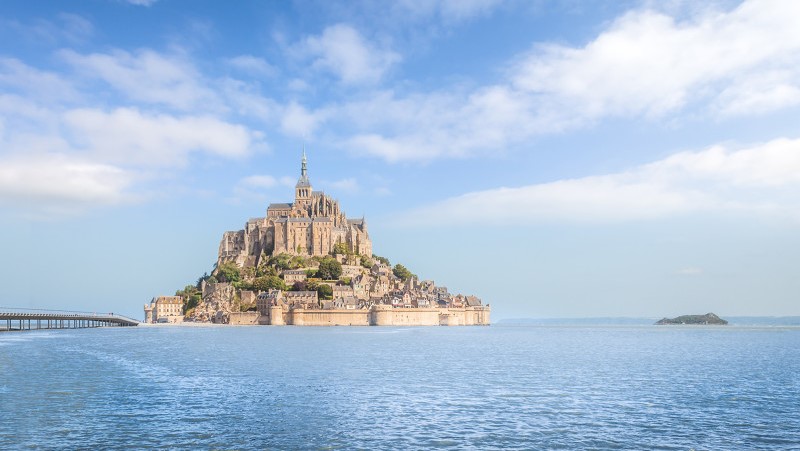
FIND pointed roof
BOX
[296,147,311,188]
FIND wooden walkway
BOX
[0,308,139,331]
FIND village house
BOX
[282,269,308,284]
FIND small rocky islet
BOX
[655,313,728,325]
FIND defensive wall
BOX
[256,305,490,326]
[229,312,259,325]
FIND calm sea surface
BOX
[1,324,799,450]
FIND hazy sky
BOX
[1,0,799,320]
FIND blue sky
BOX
[1,0,799,320]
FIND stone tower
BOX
[295,148,312,209]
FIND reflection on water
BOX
[1,325,799,450]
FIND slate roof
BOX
[268,203,293,210]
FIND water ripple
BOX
[0,325,798,449]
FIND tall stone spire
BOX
[297,147,310,188]
[301,145,307,178]
[295,147,312,206]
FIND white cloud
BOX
[239,175,278,189]
[0,46,275,216]
[326,178,359,193]
[308,0,800,163]
[438,0,502,21]
[295,24,400,84]
[0,154,134,214]
[125,0,159,6]
[401,137,800,225]
[512,0,800,119]
[394,0,502,23]
[336,86,547,162]
[59,49,219,111]
[63,108,259,167]
[0,58,80,103]
[219,78,277,121]
[231,174,295,204]
[3,13,94,45]
[226,55,275,77]
[281,102,326,138]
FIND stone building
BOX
[218,151,372,269]
[283,291,319,309]
[282,269,308,284]
[144,296,184,323]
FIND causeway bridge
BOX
[1,307,139,331]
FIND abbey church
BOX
[218,152,372,268]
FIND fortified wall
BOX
[256,305,490,326]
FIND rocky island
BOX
[144,152,490,326]
[655,313,728,325]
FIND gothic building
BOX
[218,152,372,268]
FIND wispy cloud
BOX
[125,0,159,6]
[298,0,800,163]
[281,101,328,138]
[511,0,800,119]
[3,13,94,45]
[229,174,295,204]
[63,107,261,167]
[59,49,220,111]
[395,0,503,23]
[326,178,359,193]
[226,55,276,77]
[400,137,800,225]
[0,154,135,215]
[0,45,270,216]
[293,24,401,85]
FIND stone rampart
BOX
[198,305,490,326]
[290,309,371,326]
[389,308,440,326]
[229,312,259,325]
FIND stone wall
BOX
[229,312,259,325]
[289,309,371,326]
[255,305,490,326]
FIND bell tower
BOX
[295,148,312,207]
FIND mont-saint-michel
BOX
[144,152,490,326]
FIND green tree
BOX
[373,254,390,266]
[251,275,287,292]
[196,273,210,289]
[317,284,333,300]
[317,257,342,280]
[256,263,277,278]
[291,281,308,291]
[242,266,256,279]
[393,263,413,281]
[305,278,321,291]
[332,242,351,256]
[289,255,309,269]
[268,253,293,270]
[360,254,373,268]
[184,294,201,314]
[216,261,241,283]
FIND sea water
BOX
[1,325,799,450]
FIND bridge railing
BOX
[0,307,139,324]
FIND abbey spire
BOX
[295,148,312,206]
